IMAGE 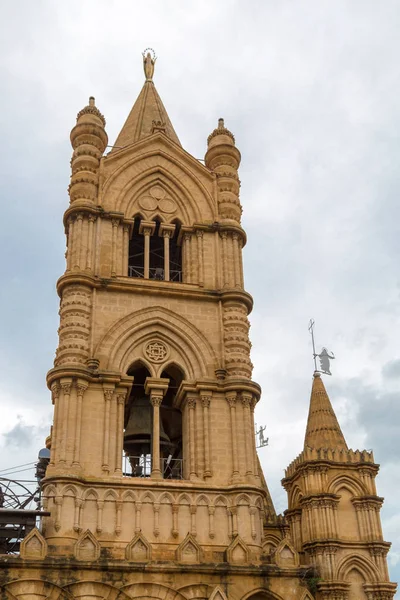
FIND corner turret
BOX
[205,118,242,223]
[282,373,397,599]
[69,96,108,205]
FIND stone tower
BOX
[283,372,397,599]
[0,54,395,600]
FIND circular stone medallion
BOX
[144,340,169,363]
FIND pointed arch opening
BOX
[128,215,144,278]
[123,360,185,480]
[127,216,182,283]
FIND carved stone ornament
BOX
[138,185,177,214]
[144,340,169,363]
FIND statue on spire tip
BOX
[143,48,157,81]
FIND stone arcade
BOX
[0,54,396,600]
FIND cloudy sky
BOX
[1,0,399,588]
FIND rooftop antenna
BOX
[308,319,335,376]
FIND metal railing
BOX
[128,265,182,282]
[123,455,183,479]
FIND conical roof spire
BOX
[112,51,181,151]
[304,372,348,451]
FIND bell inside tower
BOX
[123,361,184,478]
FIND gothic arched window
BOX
[128,215,144,278]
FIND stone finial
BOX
[207,117,235,146]
[76,97,106,126]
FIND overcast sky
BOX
[0,0,399,589]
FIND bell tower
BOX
[42,51,289,572]
[0,51,395,600]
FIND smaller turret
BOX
[282,372,397,600]
[205,118,242,223]
[69,97,108,205]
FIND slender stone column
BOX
[153,502,160,537]
[196,230,204,286]
[74,213,83,269]
[73,380,88,467]
[54,496,62,531]
[135,501,142,533]
[250,506,257,539]
[250,398,260,479]
[188,397,197,480]
[145,378,169,480]
[159,224,175,281]
[122,224,129,276]
[238,236,244,287]
[163,233,170,281]
[230,506,238,536]
[102,387,114,471]
[226,392,240,481]
[144,230,150,278]
[241,392,254,478]
[60,379,72,463]
[50,383,61,465]
[190,504,197,536]
[183,232,192,283]
[172,503,179,537]
[73,498,83,532]
[200,392,212,479]
[150,394,162,479]
[140,221,156,279]
[114,390,126,475]
[96,500,104,533]
[221,231,229,287]
[208,505,215,538]
[66,218,74,271]
[111,218,119,277]
[116,501,122,535]
[86,215,96,271]
[80,216,87,268]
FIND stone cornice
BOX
[63,205,134,230]
[174,378,261,409]
[0,556,307,578]
[46,365,133,391]
[42,474,269,497]
[283,453,379,484]
[303,539,392,552]
[56,273,254,313]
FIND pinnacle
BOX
[304,372,348,451]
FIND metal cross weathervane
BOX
[308,319,335,376]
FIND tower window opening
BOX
[149,219,164,280]
[128,216,144,278]
[169,220,182,282]
[123,361,184,479]
[128,217,182,282]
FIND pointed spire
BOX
[304,372,348,451]
[112,52,181,150]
